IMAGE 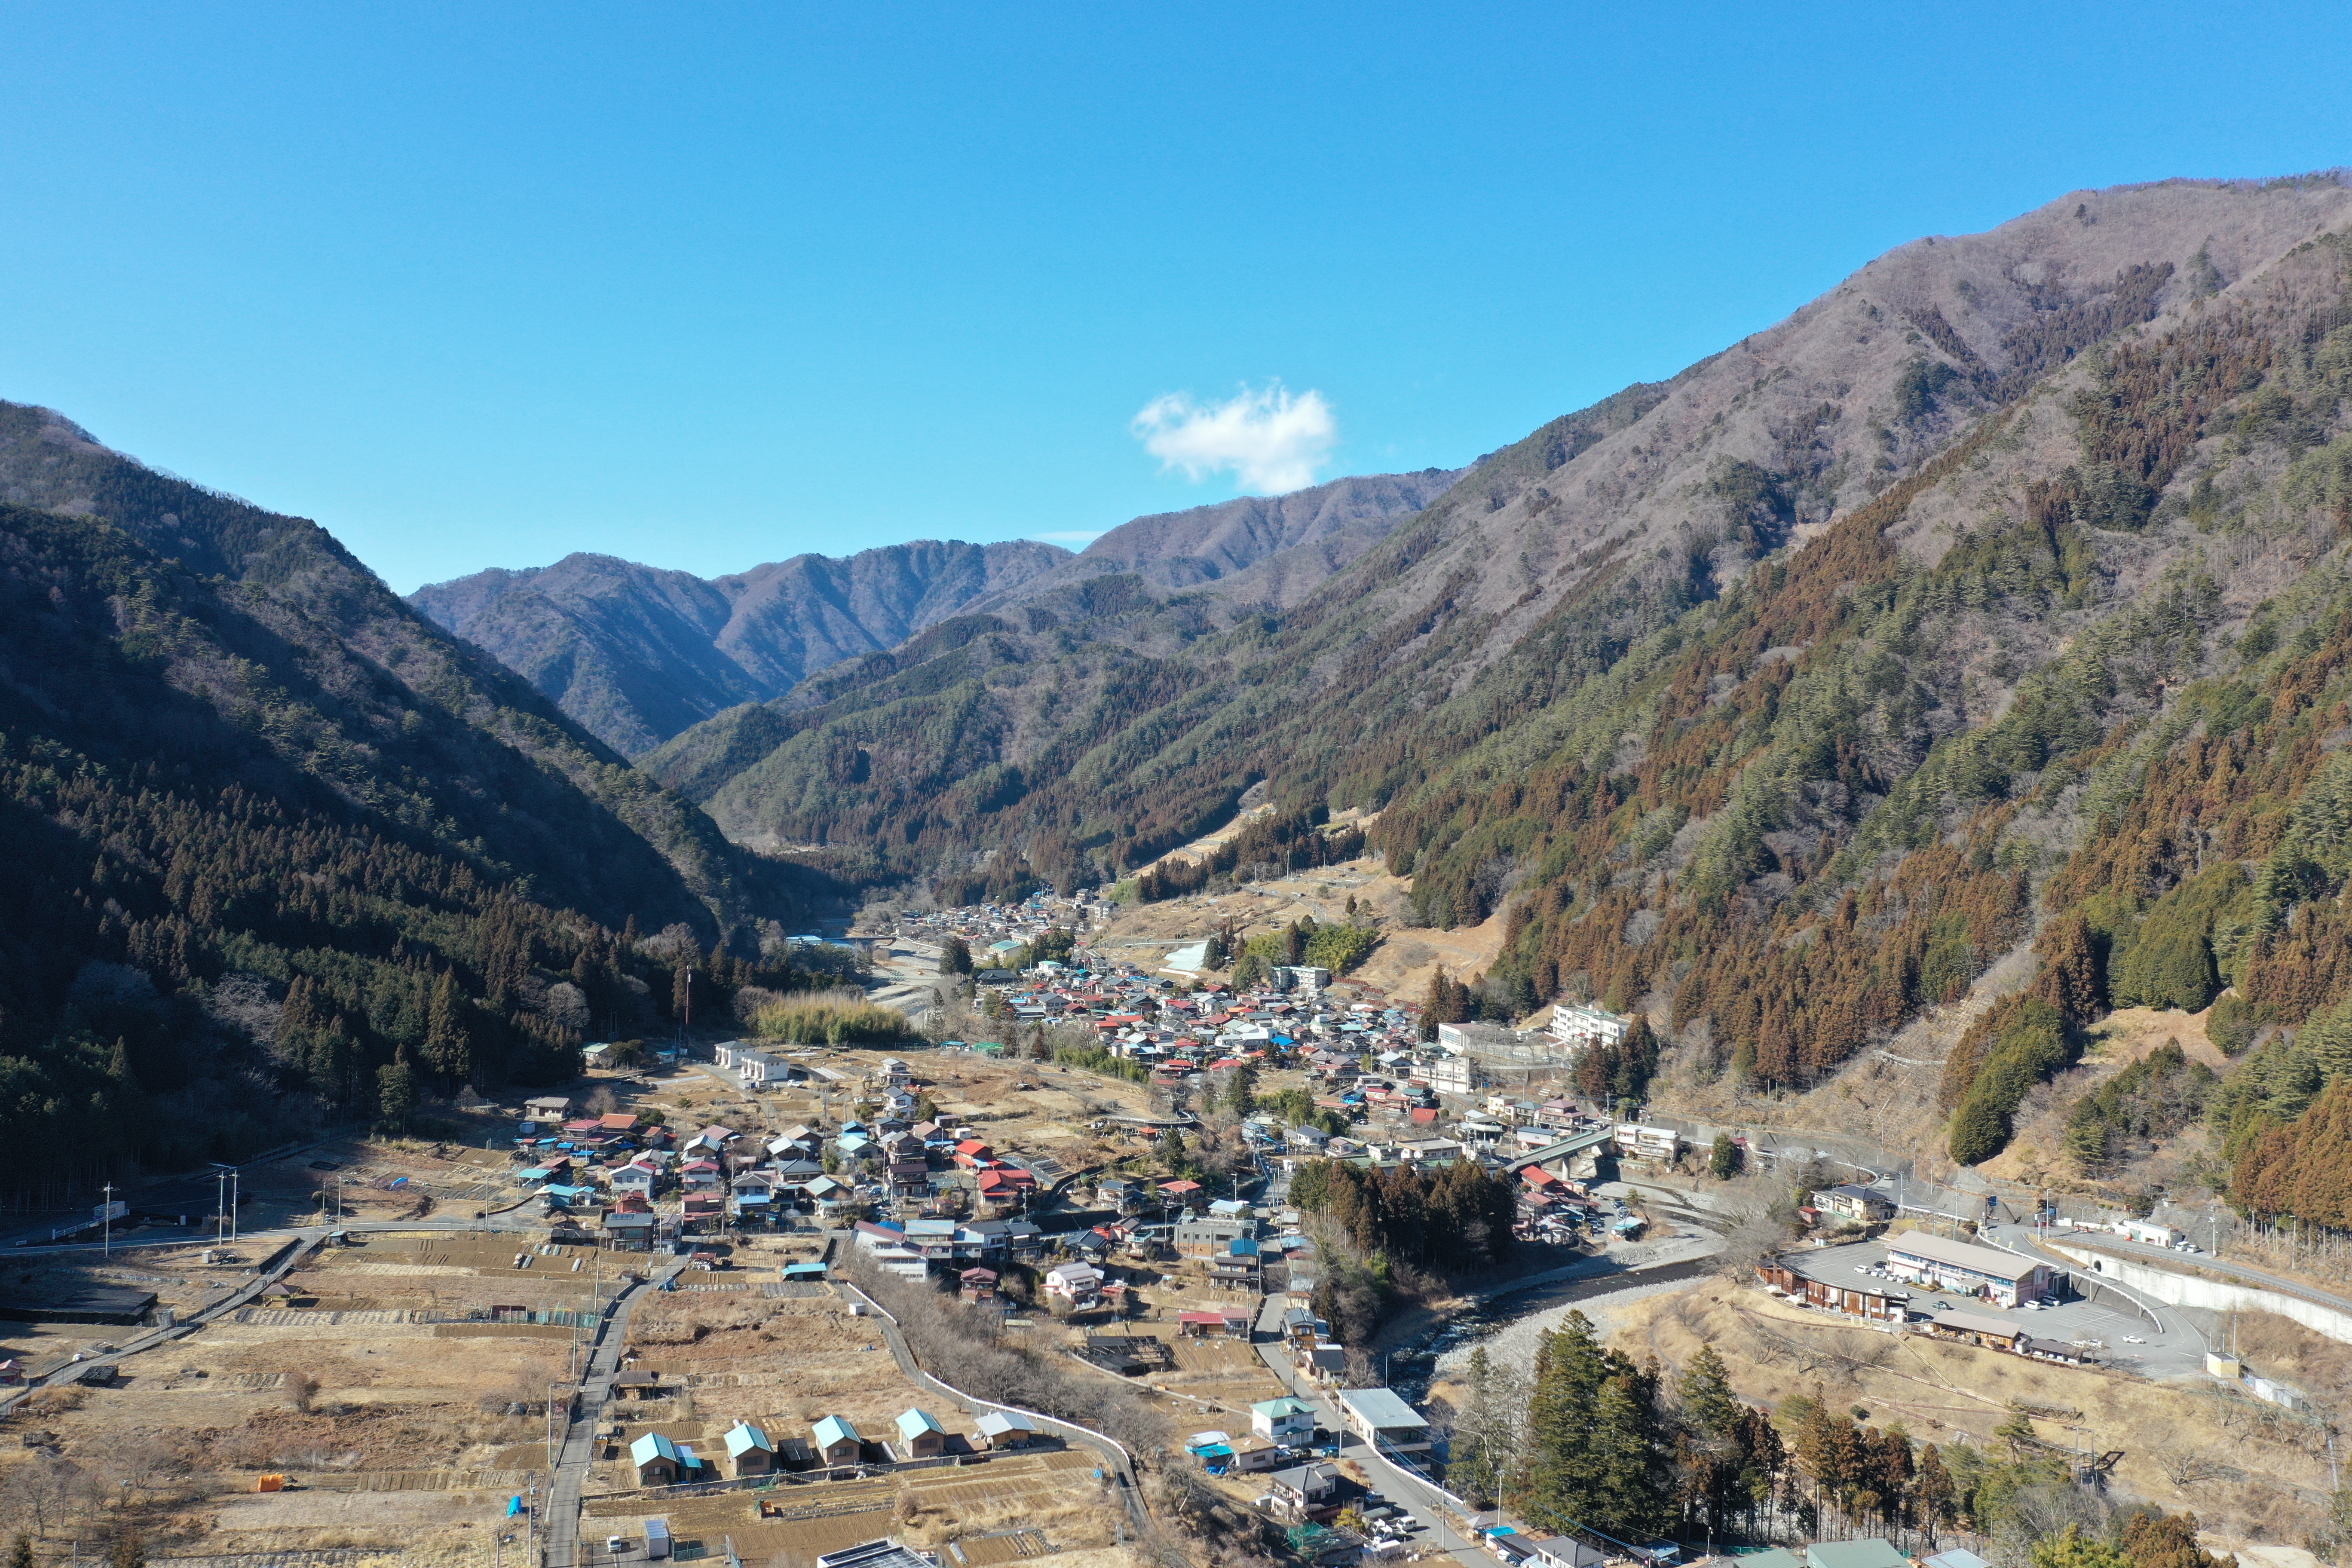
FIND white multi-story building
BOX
[1422,1054,1476,1096]
[1550,1000,1631,1054]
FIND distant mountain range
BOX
[410,540,1071,756]
[408,469,1460,756]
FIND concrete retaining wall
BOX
[2045,1242,2352,1345]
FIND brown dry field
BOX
[1580,1278,2337,1550]
[581,1445,1136,1568]
[597,1292,934,1489]
[1092,840,1509,1007]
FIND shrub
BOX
[753,989,909,1044]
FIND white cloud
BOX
[1130,382,1337,493]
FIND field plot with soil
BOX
[0,1226,591,1567]
[583,1446,1138,1568]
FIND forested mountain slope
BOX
[0,406,815,1194]
[411,539,1071,756]
[651,178,2352,1202]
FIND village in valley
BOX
[1,871,2347,1568]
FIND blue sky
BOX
[2,4,2348,593]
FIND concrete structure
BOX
[2047,1236,2352,1347]
[1437,1020,1522,1056]
[1613,1123,1681,1161]
[1421,1054,1476,1096]
[1886,1231,2052,1306]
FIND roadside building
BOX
[1924,1309,2030,1352]
[629,1432,704,1486]
[1265,1461,1340,1522]
[975,1410,1040,1449]
[1336,1387,1430,1454]
[1251,1396,1318,1443]
[1885,1231,2053,1306]
[1757,1256,1907,1322]
[1175,1216,1253,1259]
[1817,1185,1897,1224]
[1525,1540,1608,1568]
[1807,1540,1912,1568]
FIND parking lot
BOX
[1790,1240,2210,1379]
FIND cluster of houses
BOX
[891,892,1107,977]
[514,1063,1074,1248]
[625,1405,1047,1486]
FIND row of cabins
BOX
[629,1407,1046,1485]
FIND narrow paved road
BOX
[545,1262,678,1568]
[2041,1227,2352,1316]
[1250,1291,1503,1568]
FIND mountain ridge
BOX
[412,468,1461,758]
[410,538,1072,756]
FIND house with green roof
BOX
[723,1419,775,1477]
[1250,1396,1317,1442]
[629,1431,704,1486]
[1807,1541,1911,1568]
[812,1414,863,1466]
[894,1407,948,1458]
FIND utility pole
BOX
[215,1168,227,1244]
[101,1182,115,1256]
